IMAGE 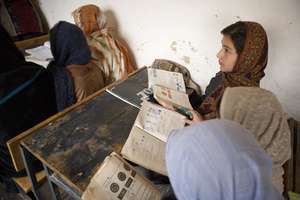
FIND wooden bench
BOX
[284,118,300,197]
[13,171,46,194]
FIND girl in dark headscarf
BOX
[0,24,57,191]
[47,21,104,111]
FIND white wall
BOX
[38,0,300,120]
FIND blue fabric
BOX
[166,119,283,200]
[50,21,91,66]
[0,69,42,105]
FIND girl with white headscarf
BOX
[166,119,282,200]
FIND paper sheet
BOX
[82,152,161,200]
[136,101,186,142]
[25,43,53,61]
[153,85,193,110]
[147,68,186,93]
[121,126,167,175]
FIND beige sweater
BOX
[220,87,291,193]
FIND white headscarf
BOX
[166,119,282,200]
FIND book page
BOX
[147,68,186,93]
[24,56,50,68]
[135,101,186,142]
[153,85,193,110]
[121,126,167,175]
[82,152,161,200]
[25,44,53,61]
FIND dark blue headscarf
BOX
[47,21,91,111]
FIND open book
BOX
[25,41,53,61]
[153,84,193,119]
[82,152,161,200]
[147,68,186,93]
[25,41,53,68]
[121,101,186,175]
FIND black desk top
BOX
[106,67,148,108]
[22,91,139,193]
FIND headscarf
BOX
[219,87,291,193]
[72,4,135,85]
[0,24,56,180]
[47,21,91,111]
[197,21,268,119]
[166,119,282,200]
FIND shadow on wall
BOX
[104,9,137,69]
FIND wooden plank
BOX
[14,34,49,49]
[21,91,139,193]
[13,171,46,193]
[295,119,300,193]
[285,119,296,194]
[7,68,143,172]
[286,118,300,193]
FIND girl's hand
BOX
[155,97,175,111]
[185,110,204,125]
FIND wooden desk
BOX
[21,90,139,199]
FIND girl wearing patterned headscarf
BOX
[166,119,282,200]
[72,4,135,86]
[219,87,291,193]
[184,21,268,122]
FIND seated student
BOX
[72,4,135,85]
[160,21,268,122]
[0,24,57,191]
[219,87,291,194]
[47,21,105,111]
[166,119,283,200]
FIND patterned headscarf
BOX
[72,4,107,35]
[220,87,291,193]
[72,4,135,85]
[197,21,268,119]
[166,119,282,200]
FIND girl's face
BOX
[217,35,238,72]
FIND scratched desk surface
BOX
[107,67,148,108]
[22,91,139,194]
